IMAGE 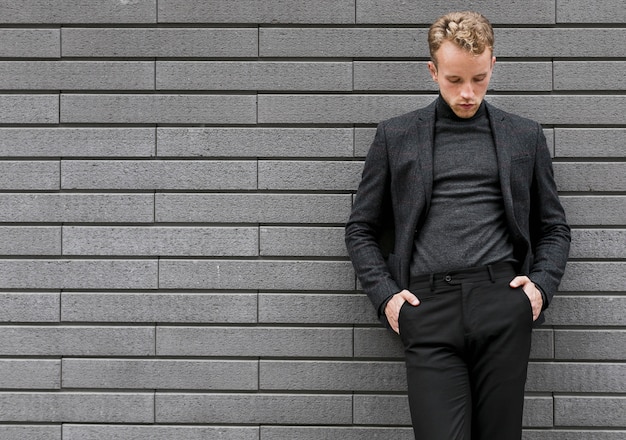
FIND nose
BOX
[460,82,474,100]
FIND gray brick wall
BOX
[0,1,623,438]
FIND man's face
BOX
[428,41,496,119]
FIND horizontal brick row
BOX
[258,94,626,125]
[0,260,622,292]
[0,425,623,440]
[21,359,616,393]
[1,1,623,25]
[1,61,621,92]
[1,159,622,192]
[4,292,623,328]
[1,127,624,158]
[6,93,625,125]
[0,160,622,192]
[0,226,621,260]
[3,28,626,59]
[0,325,619,361]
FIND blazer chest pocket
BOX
[510,156,533,191]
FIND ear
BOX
[427,61,438,82]
[491,56,496,69]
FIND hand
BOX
[509,276,543,321]
[384,289,420,334]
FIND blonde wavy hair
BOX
[428,11,494,63]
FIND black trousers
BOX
[398,263,533,440]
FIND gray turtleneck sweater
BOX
[410,98,516,277]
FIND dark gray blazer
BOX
[345,99,571,326]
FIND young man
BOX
[345,11,570,440]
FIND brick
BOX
[561,196,626,226]
[530,329,555,360]
[260,226,347,257]
[523,430,626,440]
[560,262,626,292]
[259,293,375,324]
[62,359,258,390]
[546,295,626,326]
[157,327,352,357]
[496,28,626,58]
[557,0,626,23]
[0,292,59,322]
[356,1,555,24]
[353,395,411,425]
[554,163,625,192]
[555,61,626,90]
[61,94,256,124]
[0,426,60,440]
[0,226,60,255]
[0,260,157,289]
[157,61,352,91]
[0,128,155,157]
[159,260,353,290]
[0,29,59,58]
[569,229,626,259]
[486,95,626,125]
[355,127,377,156]
[155,193,351,223]
[526,362,626,393]
[158,0,355,24]
[0,360,60,389]
[0,392,153,423]
[260,360,406,391]
[555,396,626,427]
[258,94,436,124]
[354,61,552,92]
[0,161,58,190]
[157,127,353,158]
[0,0,156,23]
[0,193,154,223]
[523,396,554,428]
[259,160,362,190]
[0,61,154,90]
[62,292,257,323]
[63,425,258,440]
[63,226,258,256]
[261,426,415,440]
[354,328,405,359]
[261,426,414,440]
[0,95,58,124]
[155,393,352,424]
[260,28,428,58]
[61,160,257,190]
[0,326,154,356]
[555,330,625,360]
[556,129,626,158]
[62,28,257,58]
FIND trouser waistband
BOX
[410,262,517,291]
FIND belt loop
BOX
[429,273,435,291]
[487,264,495,283]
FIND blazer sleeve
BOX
[526,125,571,308]
[345,121,401,315]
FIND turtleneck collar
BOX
[436,95,487,122]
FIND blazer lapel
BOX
[413,102,436,214]
[487,103,521,238]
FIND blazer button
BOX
[444,275,452,282]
